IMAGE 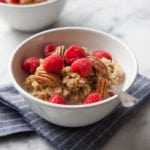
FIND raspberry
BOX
[43,44,57,57]
[43,54,64,73]
[64,45,85,65]
[83,92,102,104]
[0,0,6,3]
[9,0,19,3]
[48,94,67,105]
[92,50,112,60]
[71,58,92,78]
[22,57,40,74]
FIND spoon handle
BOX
[111,85,139,107]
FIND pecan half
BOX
[96,77,109,99]
[87,56,107,76]
[82,47,91,56]
[54,45,65,58]
[19,0,33,4]
[20,0,46,4]
[35,70,61,87]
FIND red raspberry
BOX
[83,92,102,104]
[9,0,19,4]
[0,0,6,3]
[71,58,92,78]
[48,94,67,105]
[92,50,112,60]
[22,57,40,74]
[64,45,85,65]
[43,54,64,73]
[43,44,57,57]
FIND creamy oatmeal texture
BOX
[24,45,124,105]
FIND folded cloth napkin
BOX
[0,74,150,150]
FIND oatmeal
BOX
[22,44,125,105]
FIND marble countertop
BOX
[0,0,150,150]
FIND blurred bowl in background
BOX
[0,0,67,32]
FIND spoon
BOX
[111,85,139,107]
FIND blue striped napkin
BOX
[0,74,150,150]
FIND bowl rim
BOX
[9,27,139,109]
[0,0,60,8]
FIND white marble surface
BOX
[0,0,150,150]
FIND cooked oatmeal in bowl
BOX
[10,27,138,127]
[23,44,125,105]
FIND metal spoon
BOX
[111,85,139,107]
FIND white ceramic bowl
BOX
[9,27,138,127]
[0,0,66,32]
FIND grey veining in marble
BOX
[0,0,150,150]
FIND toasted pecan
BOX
[20,0,46,4]
[96,77,109,99]
[82,47,91,56]
[54,46,65,58]
[87,56,107,76]
[35,70,61,87]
